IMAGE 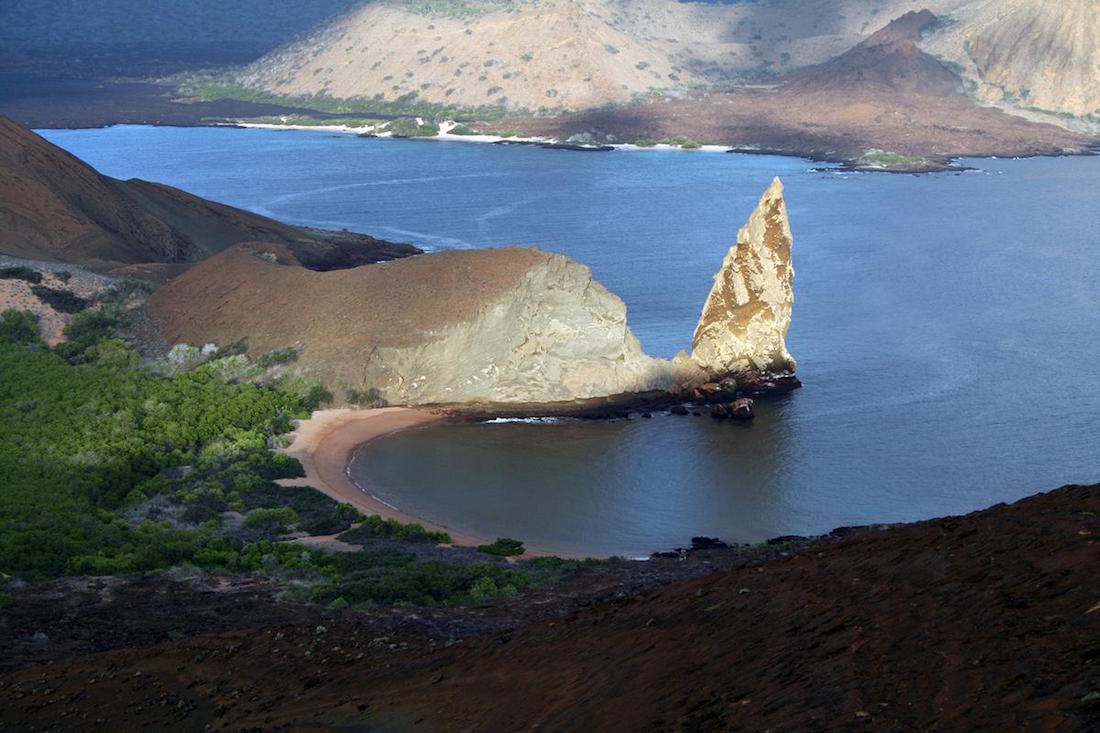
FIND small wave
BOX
[482,416,564,425]
[369,494,402,512]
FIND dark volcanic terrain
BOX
[2,483,1096,731]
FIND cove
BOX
[40,126,1100,556]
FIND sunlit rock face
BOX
[691,177,796,376]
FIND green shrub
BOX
[634,139,658,147]
[337,515,450,544]
[31,286,89,313]
[258,347,299,368]
[448,124,475,135]
[0,310,42,346]
[242,507,299,533]
[0,266,43,283]
[477,537,525,556]
[387,117,440,137]
[346,386,388,408]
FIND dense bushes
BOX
[30,285,89,313]
[477,537,526,556]
[338,515,450,545]
[0,266,43,283]
[0,309,589,606]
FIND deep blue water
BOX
[41,126,1100,556]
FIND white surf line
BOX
[227,119,733,153]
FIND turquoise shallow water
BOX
[42,126,1100,556]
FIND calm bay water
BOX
[42,126,1100,556]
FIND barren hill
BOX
[239,0,968,112]
[3,483,1096,729]
[0,116,417,271]
[922,0,1100,121]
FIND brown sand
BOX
[276,407,489,547]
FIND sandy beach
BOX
[277,406,592,558]
[277,407,487,548]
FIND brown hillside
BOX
[2,483,1096,730]
[499,10,1092,169]
[790,9,958,95]
[148,242,544,387]
[0,116,418,270]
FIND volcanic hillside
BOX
[239,0,970,112]
[2,483,1096,730]
[922,0,1100,122]
[148,242,545,398]
[0,117,417,271]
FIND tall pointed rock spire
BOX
[691,177,796,376]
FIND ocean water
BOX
[41,126,1100,556]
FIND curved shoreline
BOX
[277,407,485,548]
[277,407,589,558]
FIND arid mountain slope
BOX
[240,0,968,111]
[0,116,417,270]
[3,483,1095,730]
[501,10,1091,168]
[922,0,1100,120]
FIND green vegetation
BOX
[858,149,927,169]
[387,117,440,138]
[477,537,526,557]
[448,124,476,135]
[346,386,388,408]
[257,347,299,369]
[30,285,89,313]
[0,307,589,606]
[178,74,518,123]
[634,139,658,148]
[338,516,450,545]
[0,266,43,284]
[662,136,703,150]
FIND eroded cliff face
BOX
[691,177,795,376]
[367,253,683,404]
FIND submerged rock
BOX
[729,398,755,420]
[691,177,796,377]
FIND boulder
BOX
[730,398,755,420]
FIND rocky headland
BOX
[147,178,798,410]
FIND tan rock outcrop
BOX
[149,179,797,407]
[691,177,795,376]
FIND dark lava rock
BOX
[710,404,729,419]
[669,405,689,416]
[690,537,730,551]
[766,535,808,546]
[730,398,755,420]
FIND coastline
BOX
[230,119,734,154]
[276,406,588,558]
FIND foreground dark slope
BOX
[0,116,417,271]
[2,484,1096,730]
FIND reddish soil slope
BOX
[0,116,417,271]
[2,483,1096,731]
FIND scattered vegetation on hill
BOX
[179,75,516,123]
